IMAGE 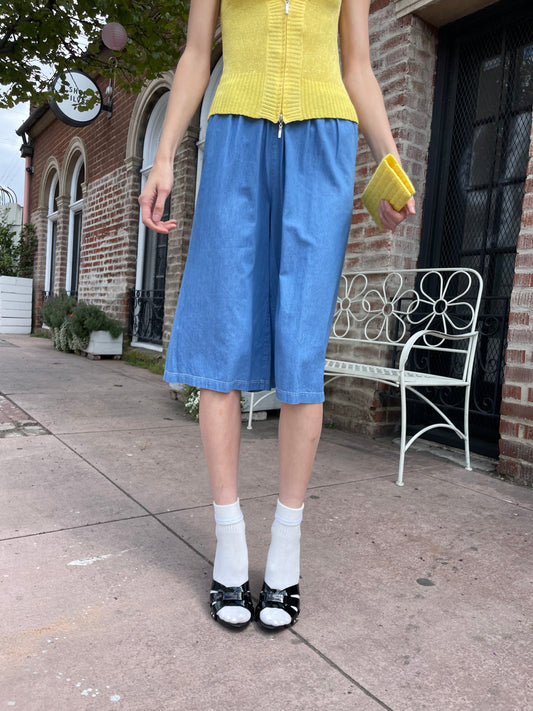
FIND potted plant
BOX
[70,301,123,357]
[40,292,78,350]
[40,295,123,356]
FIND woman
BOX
[139,0,415,631]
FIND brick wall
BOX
[79,163,139,321]
[498,118,533,486]
[324,0,437,435]
[29,81,140,327]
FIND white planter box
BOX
[86,330,123,356]
[0,276,32,334]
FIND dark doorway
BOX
[418,0,533,457]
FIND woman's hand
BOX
[138,163,178,234]
[137,0,220,235]
[379,196,416,232]
[340,0,416,234]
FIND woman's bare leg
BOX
[278,402,323,507]
[199,389,252,626]
[259,402,323,628]
[199,388,241,504]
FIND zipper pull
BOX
[285,0,289,13]
[278,114,284,138]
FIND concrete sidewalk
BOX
[1,334,532,711]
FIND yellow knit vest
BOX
[208,0,358,125]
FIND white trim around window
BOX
[66,156,84,295]
[45,173,59,295]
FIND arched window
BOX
[66,156,84,297]
[45,174,59,296]
[133,91,170,348]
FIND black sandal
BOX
[209,580,254,630]
[255,581,300,630]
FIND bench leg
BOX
[396,381,407,486]
[464,383,472,471]
[247,392,255,430]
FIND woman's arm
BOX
[339,0,415,231]
[138,0,220,233]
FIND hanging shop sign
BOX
[49,70,104,127]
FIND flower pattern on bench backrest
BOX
[331,269,481,346]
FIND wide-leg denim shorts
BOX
[164,114,358,404]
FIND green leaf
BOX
[0,0,189,108]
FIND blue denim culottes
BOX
[164,114,358,404]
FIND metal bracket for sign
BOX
[102,81,113,118]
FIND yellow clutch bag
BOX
[361,154,415,231]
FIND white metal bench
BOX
[325,268,483,486]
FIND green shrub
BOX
[0,219,38,278]
[54,318,89,352]
[18,223,38,279]
[0,220,17,276]
[70,301,123,341]
[41,296,123,352]
[40,292,78,330]
[183,385,200,420]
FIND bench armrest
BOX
[398,329,479,372]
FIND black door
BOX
[418,0,533,457]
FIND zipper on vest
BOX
[278,0,289,137]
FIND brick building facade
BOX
[19,0,533,485]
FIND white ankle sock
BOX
[261,499,303,628]
[212,499,251,626]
